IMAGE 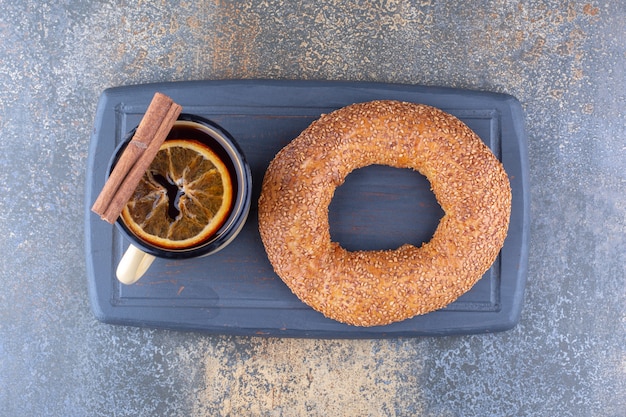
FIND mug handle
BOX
[116,244,156,285]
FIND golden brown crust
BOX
[258,100,511,327]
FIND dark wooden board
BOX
[84,80,529,338]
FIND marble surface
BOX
[0,1,624,416]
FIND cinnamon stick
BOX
[91,92,182,223]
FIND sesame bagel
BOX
[258,100,511,327]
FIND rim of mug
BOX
[107,113,252,259]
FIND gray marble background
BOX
[1,1,624,416]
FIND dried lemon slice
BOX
[121,139,233,250]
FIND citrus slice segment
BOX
[121,139,233,250]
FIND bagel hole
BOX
[329,165,444,252]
